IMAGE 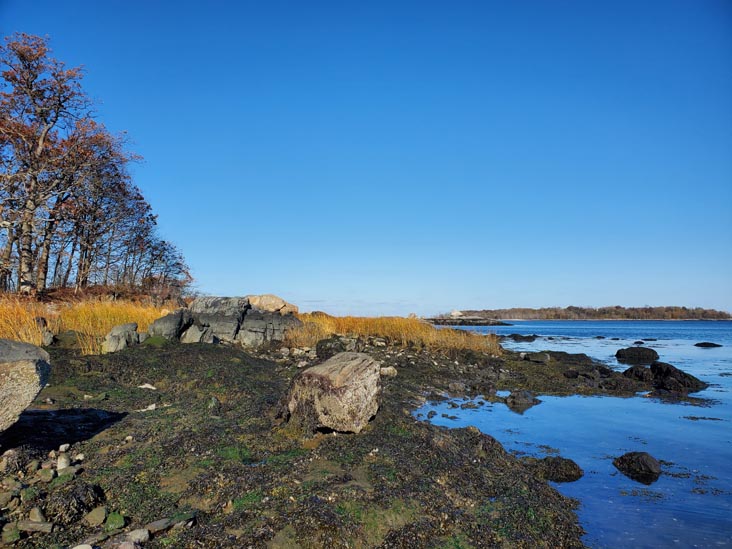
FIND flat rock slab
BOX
[286,352,381,433]
[0,339,51,433]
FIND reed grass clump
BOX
[56,300,166,355]
[0,296,165,354]
[0,297,51,347]
[287,312,501,355]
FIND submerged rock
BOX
[505,334,538,342]
[505,390,541,414]
[695,342,722,348]
[0,340,51,433]
[285,352,381,433]
[615,347,659,364]
[613,451,661,485]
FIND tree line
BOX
[0,33,190,298]
[459,306,731,320]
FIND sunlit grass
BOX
[57,300,166,355]
[0,297,50,347]
[0,296,166,354]
[286,312,501,355]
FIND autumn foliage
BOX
[0,33,190,298]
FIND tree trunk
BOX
[17,203,37,294]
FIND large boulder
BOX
[188,297,249,343]
[615,347,659,364]
[0,340,51,433]
[285,352,381,433]
[101,323,139,354]
[613,451,661,485]
[188,297,250,317]
[247,294,298,315]
[148,310,193,341]
[237,311,302,348]
[622,361,707,394]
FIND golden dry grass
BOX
[286,312,501,355]
[0,297,166,354]
[0,297,51,347]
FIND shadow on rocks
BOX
[0,408,126,453]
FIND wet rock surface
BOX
[615,346,660,364]
[613,451,662,485]
[623,361,708,395]
[695,341,722,348]
[523,456,584,483]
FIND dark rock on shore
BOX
[524,456,584,483]
[695,342,722,348]
[616,347,659,364]
[505,390,541,413]
[505,334,538,342]
[622,361,708,394]
[613,451,662,485]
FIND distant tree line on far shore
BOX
[456,306,731,320]
[1,33,190,299]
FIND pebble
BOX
[57,454,71,469]
[127,528,150,543]
[124,435,134,443]
[29,507,46,522]
[72,545,94,549]
[59,443,70,453]
[83,505,107,527]
[74,453,86,462]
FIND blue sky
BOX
[2,1,731,315]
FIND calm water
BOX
[415,321,732,548]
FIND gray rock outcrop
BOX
[0,339,51,433]
[284,352,381,433]
[148,310,193,341]
[101,323,139,354]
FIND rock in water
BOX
[505,390,541,414]
[615,347,659,364]
[526,456,584,483]
[650,361,707,393]
[613,451,662,485]
[694,342,722,348]
[285,352,381,433]
[0,339,51,433]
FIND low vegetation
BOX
[287,312,502,355]
[0,296,165,353]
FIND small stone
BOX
[59,444,71,453]
[57,454,71,469]
[84,505,107,527]
[7,496,20,510]
[117,542,138,549]
[105,511,125,530]
[16,519,54,533]
[380,366,398,377]
[25,460,40,474]
[2,523,20,544]
[72,545,94,549]
[127,528,150,543]
[29,506,46,522]
[145,517,173,534]
[0,490,14,506]
[48,450,57,459]
[37,468,56,483]
[124,435,134,443]
[74,453,86,462]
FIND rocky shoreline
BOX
[0,313,710,548]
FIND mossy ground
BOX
[0,340,603,548]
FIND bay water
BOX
[415,321,732,548]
